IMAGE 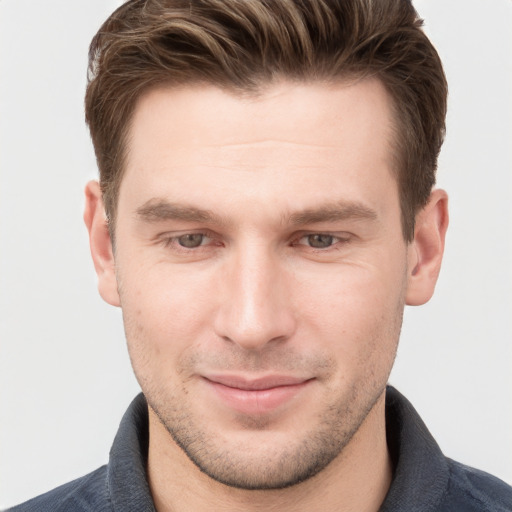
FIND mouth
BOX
[202,374,314,415]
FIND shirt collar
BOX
[106,387,450,511]
[380,386,449,511]
[107,394,155,511]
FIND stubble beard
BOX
[123,287,404,491]
[143,371,389,490]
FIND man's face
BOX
[111,79,412,489]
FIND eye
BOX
[302,234,337,249]
[177,233,209,248]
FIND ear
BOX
[83,180,120,307]
[405,189,449,306]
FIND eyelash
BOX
[294,233,350,250]
[158,231,351,253]
[160,231,217,251]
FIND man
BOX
[6,0,512,511]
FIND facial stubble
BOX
[120,267,405,491]
[131,333,400,491]
[147,380,387,490]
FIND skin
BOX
[85,79,448,512]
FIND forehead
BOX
[119,79,398,223]
[127,78,394,153]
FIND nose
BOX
[213,244,297,351]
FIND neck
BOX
[147,391,392,512]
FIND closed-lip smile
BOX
[202,374,314,415]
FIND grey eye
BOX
[178,234,205,248]
[307,234,335,248]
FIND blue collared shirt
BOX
[6,387,512,511]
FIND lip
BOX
[202,374,313,415]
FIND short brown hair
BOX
[85,0,447,241]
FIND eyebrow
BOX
[136,199,224,225]
[289,202,378,226]
[135,198,379,227]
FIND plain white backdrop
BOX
[1,0,511,508]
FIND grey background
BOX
[1,0,511,507]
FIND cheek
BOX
[295,260,406,369]
[121,258,213,330]
[118,261,217,381]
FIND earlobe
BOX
[405,189,449,306]
[83,180,121,307]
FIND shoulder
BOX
[4,465,110,512]
[441,459,512,511]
